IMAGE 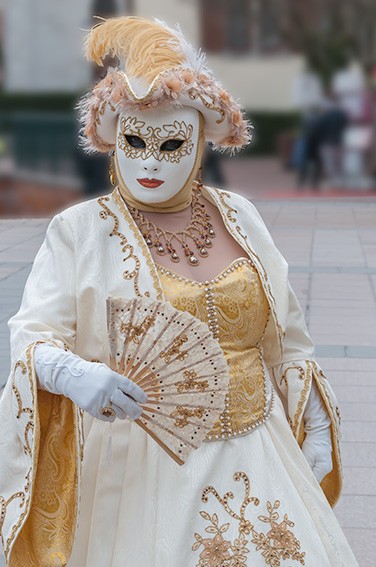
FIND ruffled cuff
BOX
[269,359,342,507]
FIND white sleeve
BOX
[8,213,77,365]
[263,280,342,505]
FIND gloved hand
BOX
[302,380,333,483]
[34,343,148,422]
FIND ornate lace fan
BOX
[106,296,230,465]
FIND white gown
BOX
[69,403,357,566]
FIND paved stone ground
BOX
[223,157,376,202]
[256,200,376,567]
[0,199,375,565]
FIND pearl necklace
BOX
[128,186,215,266]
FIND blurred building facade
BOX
[3,0,304,110]
[1,0,376,217]
[4,0,91,92]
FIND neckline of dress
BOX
[156,257,254,286]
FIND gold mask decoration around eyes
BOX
[118,116,194,163]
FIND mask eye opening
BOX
[160,139,185,152]
[124,134,146,149]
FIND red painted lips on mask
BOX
[137,178,165,189]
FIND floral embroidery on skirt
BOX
[192,471,306,566]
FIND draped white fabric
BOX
[69,394,356,566]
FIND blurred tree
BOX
[275,0,376,84]
[199,0,376,78]
[92,0,117,17]
[92,0,134,19]
[0,7,3,89]
[201,0,251,53]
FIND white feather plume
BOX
[154,18,209,75]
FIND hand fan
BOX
[106,296,230,465]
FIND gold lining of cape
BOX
[289,360,342,508]
[311,365,342,507]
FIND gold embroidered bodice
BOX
[157,258,273,439]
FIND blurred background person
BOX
[333,59,373,188]
[366,64,376,188]
[332,59,366,122]
[202,142,226,188]
[292,58,324,189]
[319,90,348,188]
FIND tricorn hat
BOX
[78,17,252,154]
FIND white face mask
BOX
[115,106,201,205]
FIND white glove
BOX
[34,343,148,422]
[302,380,333,483]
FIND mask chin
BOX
[114,106,205,211]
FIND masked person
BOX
[0,17,358,567]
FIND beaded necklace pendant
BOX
[129,186,216,266]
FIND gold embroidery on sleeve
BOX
[12,384,33,420]
[216,190,238,222]
[278,361,311,436]
[23,422,33,456]
[292,365,312,438]
[280,363,306,389]
[14,360,27,373]
[1,346,37,559]
[192,471,305,566]
[1,471,32,558]
[0,492,26,548]
[2,341,78,563]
